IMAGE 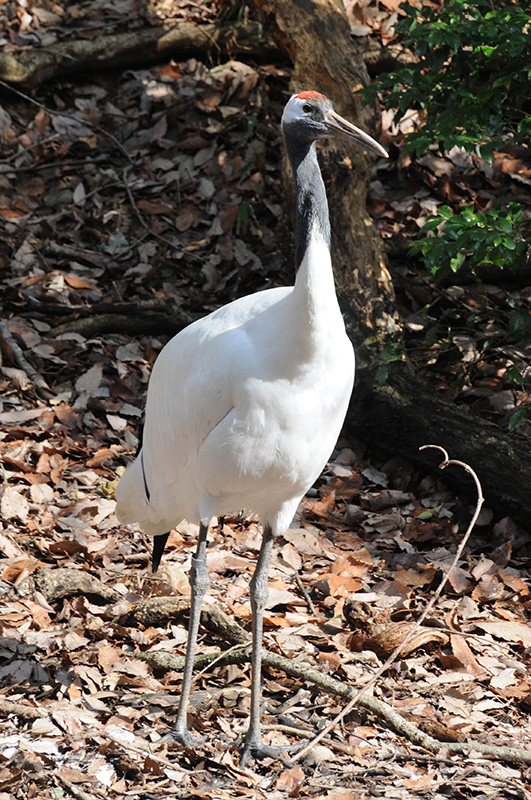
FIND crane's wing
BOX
[115,286,291,534]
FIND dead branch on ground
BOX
[0,21,280,88]
[0,321,53,401]
[120,590,531,766]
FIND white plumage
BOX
[117,238,353,535]
[116,91,387,764]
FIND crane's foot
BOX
[239,731,301,767]
[160,723,203,748]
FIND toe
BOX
[161,726,203,748]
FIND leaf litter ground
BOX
[0,1,530,798]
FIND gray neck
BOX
[284,132,331,269]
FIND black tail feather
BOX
[152,532,170,573]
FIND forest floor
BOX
[0,1,530,799]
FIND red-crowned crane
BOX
[116,91,387,765]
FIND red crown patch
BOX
[296,91,327,100]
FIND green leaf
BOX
[450,252,466,272]
[360,0,531,154]
[508,407,526,432]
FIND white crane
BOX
[116,91,387,764]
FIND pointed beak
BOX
[324,109,388,158]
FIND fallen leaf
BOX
[1,486,30,522]
[475,621,531,648]
[450,634,486,677]
[275,765,305,793]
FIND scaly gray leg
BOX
[168,519,210,746]
[240,524,286,765]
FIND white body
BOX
[115,233,355,537]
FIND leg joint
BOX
[190,556,210,596]
[250,574,269,609]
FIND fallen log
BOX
[0,18,413,90]
[0,20,280,88]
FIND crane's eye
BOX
[302,103,313,114]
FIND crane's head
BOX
[281,91,388,158]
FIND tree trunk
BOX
[250,0,531,524]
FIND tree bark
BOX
[250,0,531,524]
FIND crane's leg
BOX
[168,519,210,747]
[240,523,285,766]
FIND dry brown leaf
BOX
[322,574,364,598]
[395,564,436,587]
[471,573,504,602]
[372,579,413,609]
[1,366,33,391]
[450,634,486,678]
[302,745,338,767]
[490,668,518,690]
[497,569,530,597]
[471,557,496,581]
[175,207,198,232]
[75,362,104,393]
[266,583,302,609]
[24,599,52,629]
[54,404,79,428]
[1,557,40,585]
[0,486,30,522]
[475,620,531,648]
[86,447,116,467]
[136,199,173,215]
[331,554,371,577]
[98,645,121,673]
[402,772,436,790]
[447,565,473,595]
[274,765,305,793]
[278,542,303,571]
[304,491,337,517]
[284,527,326,556]
[63,274,99,291]
[206,549,251,575]
[0,532,25,560]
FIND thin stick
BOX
[0,321,53,401]
[293,445,484,762]
[293,571,317,615]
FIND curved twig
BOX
[293,445,485,762]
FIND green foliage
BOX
[373,341,406,384]
[411,203,531,275]
[363,0,531,158]
[362,1,531,428]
